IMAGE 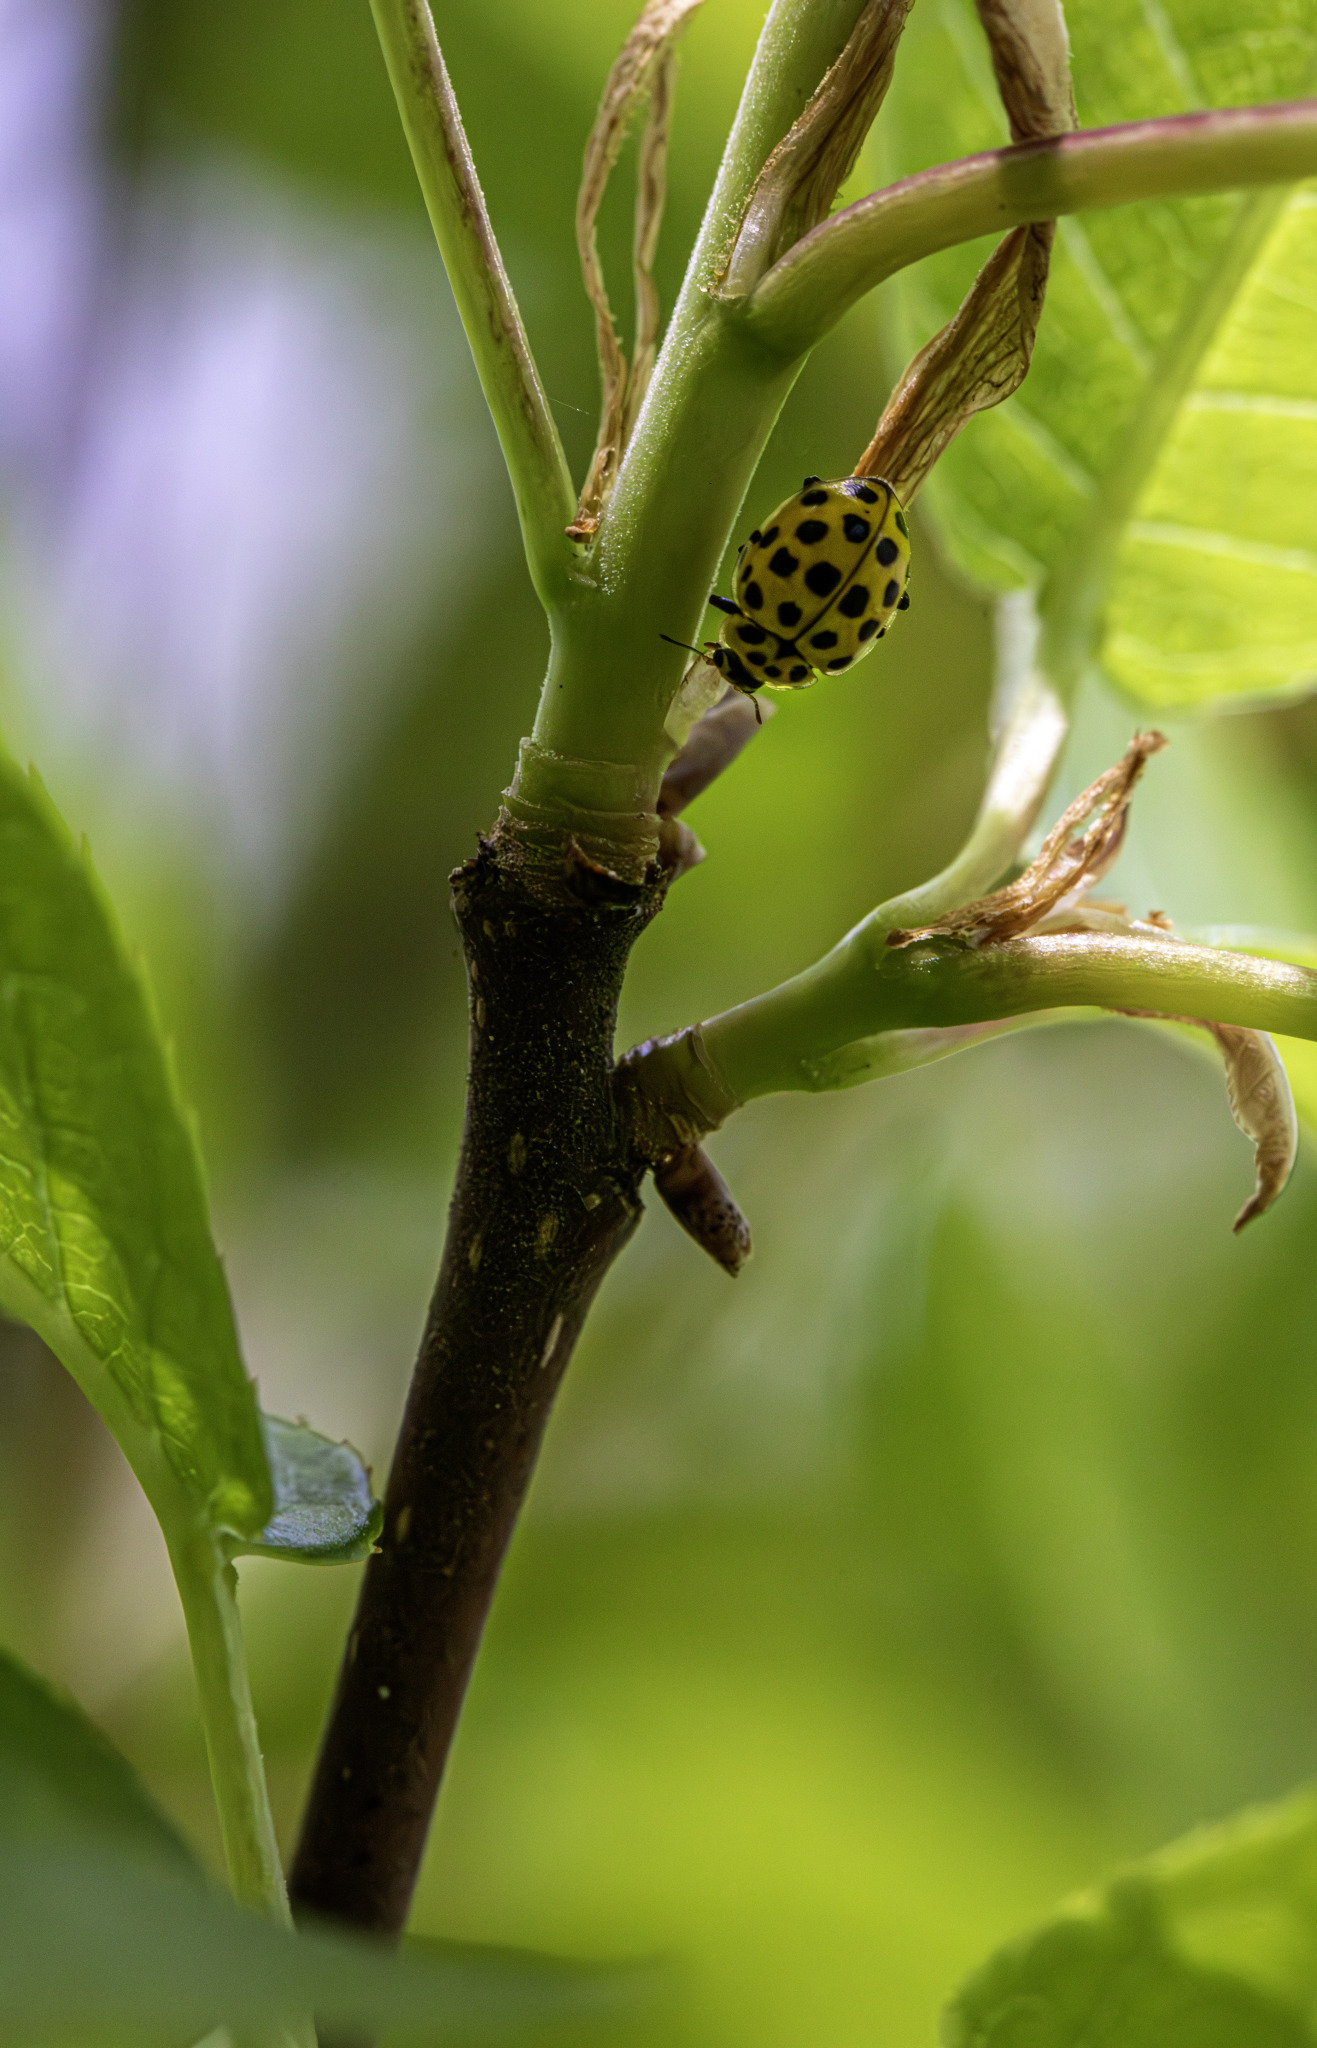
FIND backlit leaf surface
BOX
[946,1786,1317,2046]
[0,751,269,1534]
[878,0,1317,708]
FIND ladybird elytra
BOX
[684,476,912,699]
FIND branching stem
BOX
[744,99,1317,358]
[699,930,1317,1103]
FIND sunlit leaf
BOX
[946,1786,1317,2046]
[0,751,269,1536]
[878,0,1317,708]
[228,1415,382,1565]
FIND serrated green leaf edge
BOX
[226,1415,382,1565]
[0,752,269,1538]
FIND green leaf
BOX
[227,1415,382,1565]
[0,750,269,1536]
[878,0,1317,709]
[945,1786,1317,2047]
[0,1842,649,2047]
[0,1647,633,2045]
[0,1644,202,1879]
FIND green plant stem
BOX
[368,0,576,606]
[531,97,1317,793]
[167,1525,289,1924]
[875,592,1068,932]
[698,931,1317,1103]
[744,99,1317,357]
[667,0,874,313]
[804,1007,1103,1088]
[530,0,873,784]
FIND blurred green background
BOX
[5,1,1317,2042]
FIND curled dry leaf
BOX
[653,1144,753,1274]
[655,689,776,881]
[570,0,704,537]
[1033,902,1298,1233]
[724,0,914,297]
[973,0,1076,143]
[1209,1022,1298,1231]
[888,731,1166,949]
[856,0,1074,499]
[657,814,706,880]
[858,223,1055,501]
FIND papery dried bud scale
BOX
[571,0,705,534]
[724,0,914,297]
[1207,1022,1297,1232]
[973,0,1076,143]
[888,732,1166,950]
[856,0,1076,502]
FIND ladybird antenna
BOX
[660,633,706,660]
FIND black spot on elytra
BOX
[789,664,810,681]
[838,585,868,618]
[741,563,754,580]
[857,618,879,641]
[764,665,782,678]
[800,489,829,507]
[884,579,900,607]
[827,655,852,671]
[760,526,780,546]
[749,530,762,545]
[802,475,821,487]
[876,536,899,566]
[747,650,766,666]
[777,601,802,628]
[894,510,909,536]
[795,519,827,544]
[744,582,764,610]
[844,480,878,504]
[736,622,768,644]
[898,592,910,610]
[768,547,798,578]
[804,560,842,598]
[809,629,838,650]
[842,514,870,543]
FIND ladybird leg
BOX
[708,594,742,617]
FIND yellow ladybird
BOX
[700,476,911,695]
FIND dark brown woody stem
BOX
[290,823,665,1934]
